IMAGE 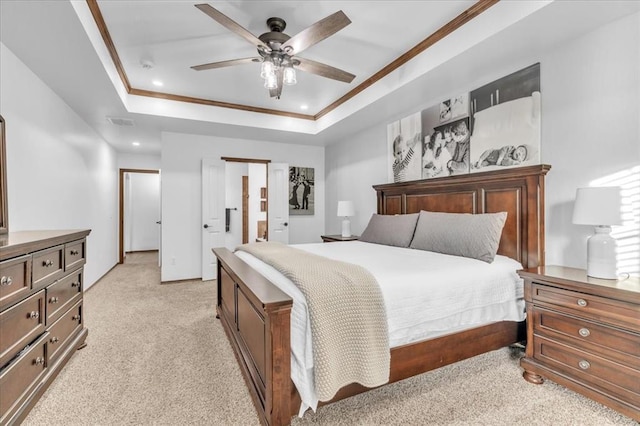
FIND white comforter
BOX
[235,241,525,415]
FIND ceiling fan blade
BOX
[269,68,284,99]
[195,4,269,51]
[295,57,355,83]
[191,57,259,71]
[281,10,351,55]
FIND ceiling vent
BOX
[106,117,135,127]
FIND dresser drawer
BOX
[0,332,48,424]
[32,245,64,290]
[47,300,82,365]
[0,254,31,311]
[535,336,640,403]
[0,290,46,367]
[531,283,640,333]
[46,268,83,325]
[64,239,86,271]
[533,307,640,370]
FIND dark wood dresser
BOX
[0,230,90,425]
[518,266,640,421]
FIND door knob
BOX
[203,224,209,229]
[156,221,161,224]
[283,222,288,227]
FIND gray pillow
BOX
[409,210,507,263]
[359,213,419,248]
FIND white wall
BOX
[118,152,161,170]
[125,173,160,252]
[0,43,118,289]
[161,132,324,281]
[325,12,640,273]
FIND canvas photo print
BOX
[388,111,422,183]
[421,93,470,178]
[289,166,314,215]
[469,63,541,171]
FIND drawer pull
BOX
[576,298,588,307]
[43,259,54,267]
[49,296,59,304]
[0,276,12,286]
[33,357,45,366]
[70,249,79,256]
[71,281,81,288]
[578,328,590,337]
[50,337,59,344]
[28,311,40,320]
[72,314,81,321]
[578,360,591,370]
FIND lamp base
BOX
[341,218,351,238]
[586,226,618,280]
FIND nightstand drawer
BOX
[535,336,640,403]
[532,283,640,333]
[533,306,640,370]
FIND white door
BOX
[157,170,162,267]
[268,163,289,243]
[202,158,226,281]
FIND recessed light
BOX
[152,80,163,87]
[132,141,140,146]
[300,104,308,110]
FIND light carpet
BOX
[23,260,636,425]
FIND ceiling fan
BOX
[191,4,356,100]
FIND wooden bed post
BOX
[264,304,292,425]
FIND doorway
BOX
[118,169,160,265]
[222,159,268,248]
[201,158,290,280]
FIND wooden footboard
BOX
[214,248,293,426]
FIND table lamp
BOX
[337,201,355,237]
[572,187,622,279]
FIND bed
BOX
[213,164,550,426]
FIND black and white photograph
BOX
[388,111,422,183]
[469,63,541,171]
[421,95,471,179]
[439,99,452,122]
[438,117,471,176]
[289,166,314,215]
[450,94,469,121]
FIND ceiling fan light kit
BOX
[192,3,355,100]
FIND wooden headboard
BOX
[373,164,550,269]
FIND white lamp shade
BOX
[572,187,622,226]
[337,201,355,217]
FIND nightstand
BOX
[518,266,640,421]
[320,235,359,243]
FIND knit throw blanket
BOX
[236,242,390,401]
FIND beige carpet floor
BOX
[23,260,636,425]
